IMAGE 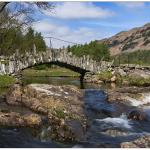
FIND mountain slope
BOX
[98,23,150,56]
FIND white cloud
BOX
[84,21,148,30]
[43,2,114,19]
[32,20,108,48]
[117,2,145,9]
[32,21,69,37]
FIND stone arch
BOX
[21,60,89,75]
[19,60,89,89]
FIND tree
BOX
[0,2,54,30]
[92,43,110,61]
[34,32,46,52]
[0,27,23,56]
[0,26,46,56]
[23,27,34,51]
[0,2,52,56]
[0,2,54,14]
[0,2,9,13]
[67,41,110,61]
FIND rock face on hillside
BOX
[98,23,150,55]
[6,84,86,142]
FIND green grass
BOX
[0,75,16,87]
[115,74,150,87]
[96,70,150,87]
[54,109,66,119]
[97,71,113,82]
[121,76,150,87]
[22,68,80,77]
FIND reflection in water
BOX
[22,76,114,90]
[0,128,62,148]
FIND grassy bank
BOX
[22,68,80,77]
[120,76,150,87]
[0,75,16,94]
[0,75,16,87]
[97,70,150,87]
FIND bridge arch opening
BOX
[21,61,88,75]
[20,61,90,88]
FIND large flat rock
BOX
[6,84,86,142]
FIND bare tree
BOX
[0,2,54,30]
[0,2,54,13]
[0,2,9,13]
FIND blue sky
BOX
[31,2,150,48]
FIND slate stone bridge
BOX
[0,48,113,77]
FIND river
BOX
[0,76,150,148]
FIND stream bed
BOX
[0,76,150,148]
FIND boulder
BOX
[23,114,42,127]
[0,112,24,127]
[6,84,86,142]
[107,86,150,103]
[48,117,85,142]
[97,80,104,84]
[115,86,150,94]
[6,84,22,105]
[117,69,127,76]
[107,91,129,103]
[101,129,129,137]
[110,83,116,89]
[128,69,150,79]
[84,73,104,84]
[121,136,150,148]
[127,110,147,121]
[0,111,42,127]
[110,75,117,82]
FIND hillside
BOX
[98,23,150,56]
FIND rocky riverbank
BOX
[102,85,150,148]
[107,86,150,104]
[1,84,86,142]
[0,112,42,127]
[84,68,150,86]
[0,80,150,147]
[121,135,150,148]
[107,86,150,120]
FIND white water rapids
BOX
[96,114,132,129]
[127,93,150,107]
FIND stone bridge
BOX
[0,49,149,78]
[0,49,113,77]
